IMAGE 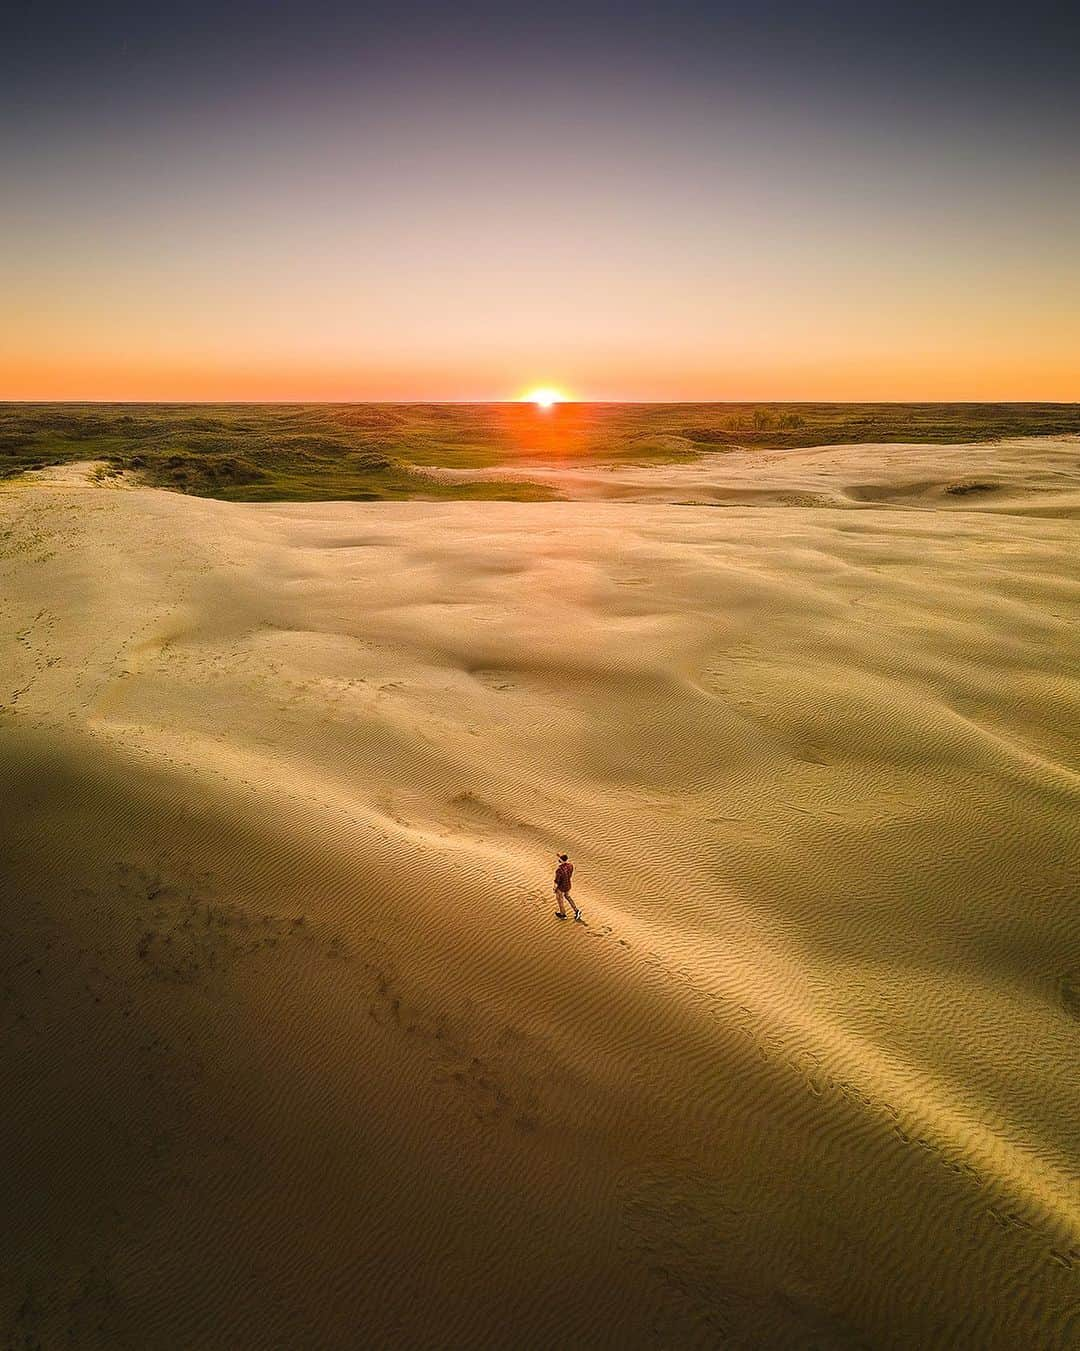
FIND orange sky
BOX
[5,346,1078,404]
[5,213,1078,400]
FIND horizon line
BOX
[3,398,1080,408]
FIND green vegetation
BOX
[1,402,1077,501]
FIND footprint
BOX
[1058,970,1080,1020]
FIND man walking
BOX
[554,853,581,921]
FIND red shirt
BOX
[555,861,574,891]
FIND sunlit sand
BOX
[2,440,1078,1346]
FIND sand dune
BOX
[421,434,1080,518]
[2,445,1079,1347]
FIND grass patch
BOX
[1,402,1077,502]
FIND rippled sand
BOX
[2,442,1079,1347]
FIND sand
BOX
[2,440,1079,1348]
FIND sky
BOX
[2,1,1078,401]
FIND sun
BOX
[522,386,565,410]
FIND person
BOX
[553,853,581,921]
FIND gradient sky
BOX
[3,1,1079,400]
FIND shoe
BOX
[573,911,583,922]
[554,912,567,920]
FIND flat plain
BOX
[2,408,1079,1348]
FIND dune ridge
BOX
[2,446,1079,1348]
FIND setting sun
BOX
[523,386,565,410]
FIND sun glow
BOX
[523,386,565,410]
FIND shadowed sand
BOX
[2,443,1079,1348]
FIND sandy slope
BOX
[1,446,1079,1349]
